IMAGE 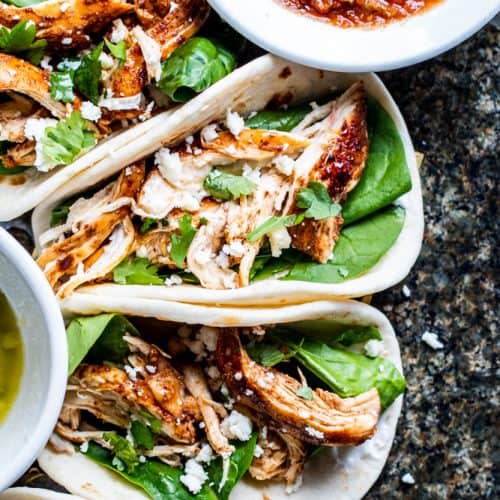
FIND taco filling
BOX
[37,81,412,296]
[45,313,405,497]
[0,0,238,177]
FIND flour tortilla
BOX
[0,488,81,499]
[32,53,423,305]
[37,299,403,500]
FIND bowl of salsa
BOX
[0,228,67,490]
[208,0,499,71]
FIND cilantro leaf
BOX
[0,20,47,64]
[170,214,196,268]
[296,385,313,400]
[296,181,342,220]
[105,39,127,63]
[113,257,164,285]
[103,433,140,473]
[139,217,168,235]
[73,43,103,104]
[41,111,96,166]
[131,421,154,450]
[246,215,297,243]
[203,168,256,201]
[50,71,75,103]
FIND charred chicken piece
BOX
[216,329,381,446]
[289,81,369,263]
[0,0,134,49]
[37,163,144,295]
[64,342,201,444]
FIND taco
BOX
[0,0,245,220]
[32,54,423,306]
[31,299,405,499]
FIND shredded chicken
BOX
[0,0,134,48]
[288,82,369,263]
[216,329,381,446]
[182,364,234,456]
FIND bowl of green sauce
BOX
[0,228,67,490]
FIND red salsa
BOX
[279,0,443,28]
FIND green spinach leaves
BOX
[157,38,235,102]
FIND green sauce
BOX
[0,291,23,423]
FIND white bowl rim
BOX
[0,228,67,490]
[208,0,499,71]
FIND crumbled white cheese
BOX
[138,455,146,463]
[62,37,72,45]
[242,163,261,184]
[79,441,89,453]
[234,371,242,381]
[402,284,411,297]
[155,148,182,185]
[198,326,218,352]
[215,251,230,269]
[221,410,253,441]
[364,340,384,358]
[305,426,324,439]
[195,444,214,464]
[206,366,220,380]
[185,135,194,145]
[60,1,70,11]
[401,472,416,485]
[98,51,115,70]
[244,388,254,397]
[272,155,295,176]
[422,331,444,350]
[226,109,245,137]
[145,364,157,374]
[180,459,208,494]
[80,101,102,122]
[165,274,183,286]
[201,124,219,143]
[285,474,303,494]
[124,364,138,381]
[40,55,53,71]
[253,444,264,458]
[24,117,59,171]
[268,227,291,258]
[99,91,144,111]
[110,19,129,44]
[132,26,162,81]
[222,240,246,258]
[136,245,149,259]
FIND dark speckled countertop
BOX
[3,23,498,500]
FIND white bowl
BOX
[208,0,499,71]
[0,228,67,490]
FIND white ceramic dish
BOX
[208,0,499,71]
[0,228,67,491]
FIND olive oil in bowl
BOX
[0,291,23,423]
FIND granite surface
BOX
[3,23,498,500]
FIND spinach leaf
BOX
[246,338,298,367]
[170,214,196,268]
[83,442,218,500]
[203,168,256,201]
[296,181,342,220]
[41,110,96,166]
[66,313,139,374]
[0,20,47,64]
[50,198,74,227]
[131,421,154,450]
[275,332,405,410]
[113,257,164,285]
[342,99,411,225]
[207,433,257,500]
[333,326,382,346]
[0,0,46,6]
[73,43,103,104]
[157,37,235,102]
[284,206,405,283]
[103,433,140,473]
[245,105,311,132]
